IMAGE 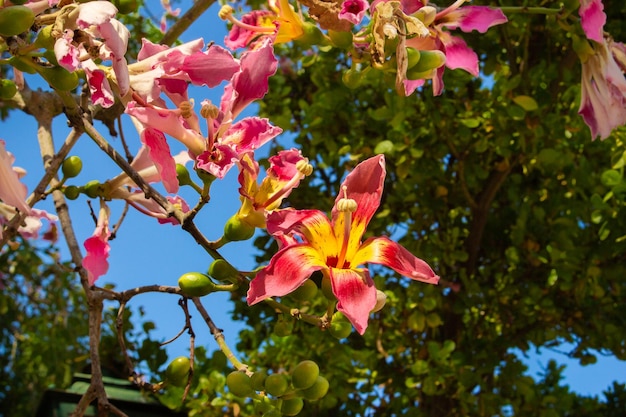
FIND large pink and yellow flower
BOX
[247,155,439,334]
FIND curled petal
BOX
[355,236,440,284]
[339,0,369,25]
[221,117,283,154]
[195,144,239,179]
[141,128,179,193]
[82,202,111,286]
[179,45,240,87]
[330,268,377,334]
[247,245,327,304]
[441,33,479,76]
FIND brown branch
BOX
[160,0,217,46]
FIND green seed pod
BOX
[178,272,215,297]
[292,360,319,390]
[288,279,318,302]
[0,6,35,37]
[264,373,289,397]
[223,214,255,242]
[208,259,239,282]
[38,66,79,91]
[63,185,80,200]
[165,356,191,387]
[62,156,83,179]
[0,79,17,99]
[226,371,254,397]
[82,180,103,198]
[301,376,329,401]
[281,397,304,416]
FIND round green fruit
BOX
[281,397,304,416]
[264,373,289,397]
[329,320,352,339]
[291,360,319,390]
[223,214,255,241]
[34,25,55,50]
[301,376,329,401]
[0,6,35,37]
[165,356,190,387]
[82,180,102,198]
[226,371,254,397]
[178,272,214,297]
[62,156,83,179]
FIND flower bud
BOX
[38,66,79,91]
[82,180,103,198]
[0,79,17,100]
[208,259,239,282]
[291,360,319,390]
[226,371,254,397]
[63,185,80,200]
[406,47,421,69]
[300,376,329,400]
[175,164,192,186]
[165,356,191,387]
[281,398,304,416]
[178,272,215,297]
[0,6,35,37]
[405,50,446,80]
[295,22,327,48]
[328,29,353,49]
[223,214,255,242]
[62,156,83,179]
[33,25,56,50]
[371,289,387,312]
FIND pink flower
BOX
[0,140,30,215]
[82,201,111,286]
[236,149,311,228]
[339,0,370,25]
[247,155,439,334]
[579,0,606,43]
[404,0,507,95]
[578,37,626,140]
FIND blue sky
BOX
[2,0,625,402]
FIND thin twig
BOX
[160,0,217,46]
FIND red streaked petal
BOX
[266,208,339,260]
[247,245,326,304]
[332,155,385,243]
[330,268,377,335]
[579,0,606,43]
[447,6,508,34]
[356,236,440,284]
[142,128,179,194]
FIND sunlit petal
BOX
[247,245,327,304]
[330,268,377,335]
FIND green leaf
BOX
[513,95,539,111]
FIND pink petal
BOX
[339,0,369,25]
[579,0,606,43]
[247,244,327,304]
[195,144,239,179]
[76,1,117,28]
[0,141,30,214]
[82,203,111,286]
[222,117,283,154]
[330,268,377,334]
[141,128,179,193]
[83,63,115,108]
[331,154,385,244]
[356,236,440,284]
[54,35,80,72]
[222,38,278,118]
[441,33,479,75]
[224,10,273,50]
[447,6,508,34]
[179,45,240,87]
[267,148,305,181]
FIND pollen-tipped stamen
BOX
[218,4,276,34]
[261,159,313,209]
[335,186,357,269]
[201,100,219,150]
